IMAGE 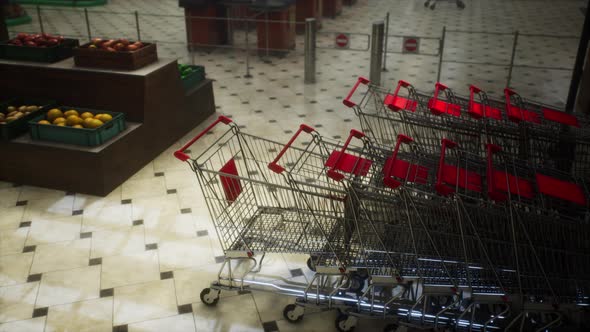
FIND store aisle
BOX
[0,1,585,331]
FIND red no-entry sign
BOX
[335,33,350,49]
[403,37,420,53]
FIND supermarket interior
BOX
[1,0,589,331]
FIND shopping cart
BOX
[272,124,590,330]
[343,77,590,179]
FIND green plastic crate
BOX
[28,108,126,147]
[0,98,56,140]
[0,38,79,63]
[179,65,205,91]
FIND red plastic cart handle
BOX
[174,115,233,161]
[383,134,414,189]
[468,85,483,119]
[434,138,458,196]
[385,80,417,112]
[485,143,505,201]
[268,124,315,174]
[326,129,366,181]
[343,76,370,108]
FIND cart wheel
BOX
[335,314,356,332]
[199,288,220,306]
[356,269,369,280]
[383,323,399,332]
[430,4,436,10]
[348,274,365,293]
[306,257,317,272]
[283,304,304,323]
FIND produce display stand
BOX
[180,0,229,49]
[295,0,322,34]
[5,15,32,27]
[17,0,107,7]
[322,0,342,18]
[252,1,296,54]
[74,42,157,70]
[0,58,215,196]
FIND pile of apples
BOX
[86,38,145,52]
[7,33,65,47]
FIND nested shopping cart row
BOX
[343,77,590,179]
[174,116,590,331]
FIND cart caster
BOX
[430,4,436,10]
[283,304,304,323]
[383,323,399,332]
[348,274,365,293]
[306,257,317,272]
[335,313,358,332]
[199,288,220,306]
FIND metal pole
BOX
[304,18,317,84]
[436,26,446,83]
[36,5,44,34]
[245,18,252,78]
[382,12,389,72]
[565,0,590,114]
[370,20,385,85]
[506,30,519,88]
[84,8,92,41]
[135,11,141,41]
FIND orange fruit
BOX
[38,120,50,125]
[96,114,113,122]
[64,110,79,117]
[66,115,83,126]
[80,112,94,119]
[47,108,63,122]
[52,117,66,125]
[72,124,83,128]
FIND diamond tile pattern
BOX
[0,0,585,331]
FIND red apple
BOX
[91,37,103,45]
[126,44,138,52]
[132,41,143,48]
[106,47,116,52]
[17,33,28,40]
[25,41,36,47]
[118,38,129,46]
[46,39,59,46]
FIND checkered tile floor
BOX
[1,0,586,331]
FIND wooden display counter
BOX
[295,0,322,34]
[0,58,215,196]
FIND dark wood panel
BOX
[0,58,215,196]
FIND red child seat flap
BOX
[220,158,242,204]
[325,151,372,176]
[535,173,586,206]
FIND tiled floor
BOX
[1,0,587,331]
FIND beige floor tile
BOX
[144,213,197,244]
[18,187,65,202]
[163,169,195,190]
[128,162,155,181]
[0,282,39,323]
[91,226,145,259]
[0,206,25,230]
[175,187,206,210]
[73,188,122,211]
[0,253,34,287]
[30,239,91,274]
[121,177,167,200]
[0,228,29,257]
[22,197,75,221]
[173,264,238,305]
[113,279,178,326]
[275,310,338,332]
[192,293,263,332]
[36,265,101,308]
[251,290,295,323]
[158,238,214,272]
[25,215,82,245]
[132,195,181,220]
[128,313,196,332]
[101,250,160,290]
[45,297,113,332]
[81,202,133,232]
[0,188,22,209]
[190,206,212,227]
[0,317,46,332]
